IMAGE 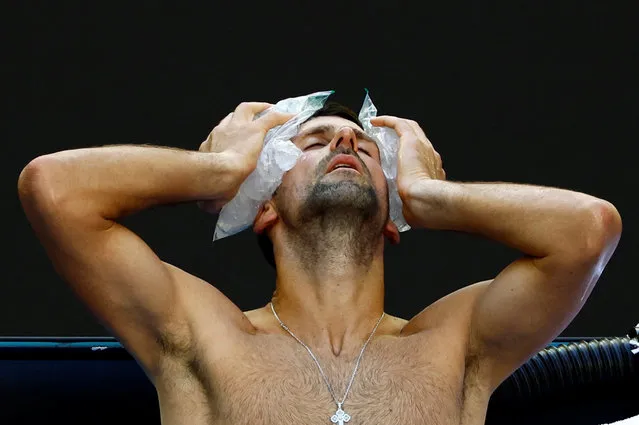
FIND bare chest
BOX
[203,333,475,425]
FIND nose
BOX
[330,127,359,153]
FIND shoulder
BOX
[398,281,497,391]
[158,271,257,361]
[400,280,493,337]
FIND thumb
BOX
[256,111,295,130]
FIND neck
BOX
[270,223,386,358]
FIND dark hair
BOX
[256,101,363,269]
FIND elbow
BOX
[584,200,622,254]
[568,200,622,263]
[18,155,64,213]
[537,200,622,276]
[19,155,112,230]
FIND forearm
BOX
[404,180,621,259]
[19,145,239,221]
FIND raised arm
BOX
[371,116,622,390]
[18,103,292,377]
[404,181,620,385]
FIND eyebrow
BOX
[294,124,380,153]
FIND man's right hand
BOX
[198,102,293,213]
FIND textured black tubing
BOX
[491,337,637,402]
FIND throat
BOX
[288,223,379,275]
[289,205,383,273]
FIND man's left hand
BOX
[370,116,446,224]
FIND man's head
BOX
[254,101,399,269]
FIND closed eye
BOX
[306,143,371,156]
[306,143,325,150]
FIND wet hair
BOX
[256,101,363,269]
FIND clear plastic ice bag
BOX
[213,89,410,241]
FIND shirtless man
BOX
[18,100,622,424]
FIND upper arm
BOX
[18,165,250,378]
[403,202,621,392]
[468,250,615,390]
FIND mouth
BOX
[326,154,363,175]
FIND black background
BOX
[5,1,638,337]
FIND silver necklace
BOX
[270,302,385,424]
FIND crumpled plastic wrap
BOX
[630,322,639,355]
[358,89,410,233]
[212,91,332,240]
[213,89,410,241]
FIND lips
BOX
[326,154,363,175]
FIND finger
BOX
[407,120,438,155]
[219,112,233,126]
[407,120,430,144]
[199,138,209,152]
[232,102,274,122]
[373,117,424,178]
[200,128,215,151]
[406,120,444,176]
[202,112,233,151]
[370,116,416,137]
[255,111,295,130]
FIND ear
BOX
[383,218,400,245]
[253,201,279,235]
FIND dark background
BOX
[4,2,638,337]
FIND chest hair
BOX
[208,333,470,425]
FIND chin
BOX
[302,180,380,220]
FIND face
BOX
[266,116,391,232]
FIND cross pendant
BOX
[330,403,351,425]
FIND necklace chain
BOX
[269,302,384,407]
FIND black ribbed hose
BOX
[491,337,638,403]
